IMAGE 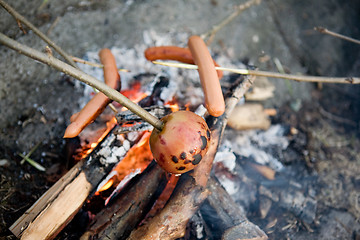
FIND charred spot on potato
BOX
[180,152,187,160]
[192,154,202,165]
[171,156,179,163]
[200,136,207,150]
[177,166,186,171]
[184,159,191,164]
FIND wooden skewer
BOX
[72,56,130,72]
[152,61,360,84]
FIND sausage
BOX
[144,46,223,79]
[188,35,225,117]
[63,48,121,138]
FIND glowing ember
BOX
[73,117,118,161]
[98,179,114,192]
[95,131,153,197]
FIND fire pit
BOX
[1,1,360,240]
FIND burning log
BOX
[127,74,260,240]
[81,161,168,239]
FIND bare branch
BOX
[315,26,360,45]
[200,0,262,43]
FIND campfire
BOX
[8,38,270,239]
[2,1,359,239]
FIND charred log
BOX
[82,161,168,239]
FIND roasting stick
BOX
[64,49,121,138]
[71,56,130,72]
[144,46,223,79]
[152,61,360,84]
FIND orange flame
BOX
[97,131,153,193]
[98,179,114,192]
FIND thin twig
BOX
[72,56,130,72]
[152,61,360,84]
[315,26,360,45]
[0,0,78,69]
[0,33,164,131]
[200,0,262,43]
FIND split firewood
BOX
[227,103,271,130]
[128,74,257,240]
[9,127,132,239]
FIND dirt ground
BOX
[1,0,360,239]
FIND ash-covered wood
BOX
[114,106,172,134]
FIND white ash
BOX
[213,124,290,195]
[195,223,204,239]
[214,144,237,173]
[99,145,127,166]
[74,29,238,113]
[98,133,116,150]
[96,134,129,165]
[216,174,239,196]
[228,124,288,172]
[213,142,239,195]
[127,131,144,142]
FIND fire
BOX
[75,80,183,209]
[98,178,114,192]
[73,116,118,161]
[92,131,154,207]
[73,82,148,161]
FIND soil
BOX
[1,0,360,239]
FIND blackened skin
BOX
[200,136,207,150]
[171,156,179,163]
[192,154,202,165]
